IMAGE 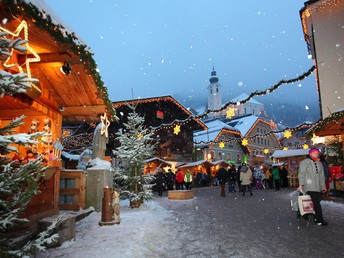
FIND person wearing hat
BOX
[298,148,328,226]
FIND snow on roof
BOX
[176,160,212,168]
[26,0,87,46]
[194,119,238,143]
[271,149,310,158]
[231,93,263,105]
[211,160,230,166]
[144,157,172,166]
[228,115,259,136]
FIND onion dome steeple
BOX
[209,66,219,84]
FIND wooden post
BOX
[99,187,115,226]
[112,191,120,224]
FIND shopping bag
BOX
[298,194,315,216]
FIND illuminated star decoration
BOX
[303,144,309,149]
[284,130,292,139]
[219,142,225,149]
[226,108,235,119]
[311,134,325,145]
[0,20,41,91]
[173,124,181,135]
[138,132,143,139]
[283,147,288,150]
[241,138,248,146]
[100,112,110,138]
[264,149,269,154]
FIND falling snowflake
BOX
[238,81,243,87]
[305,105,309,110]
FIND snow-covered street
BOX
[38,187,344,258]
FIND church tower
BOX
[207,67,222,112]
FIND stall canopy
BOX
[271,149,310,159]
[307,110,344,137]
[144,157,172,174]
[0,1,115,123]
[176,160,213,169]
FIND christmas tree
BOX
[0,32,60,257]
[112,105,157,207]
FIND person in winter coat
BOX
[272,165,281,191]
[253,165,264,189]
[155,169,166,197]
[175,170,184,190]
[166,169,176,190]
[217,165,229,197]
[240,164,253,196]
[184,170,193,190]
[319,153,331,199]
[228,164,237,192]
[298,148,327,226]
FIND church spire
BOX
[209,66,219,83]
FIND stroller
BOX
[290,190,315,225]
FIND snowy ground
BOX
[37,187,344,258]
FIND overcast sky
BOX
[43,0,317,107]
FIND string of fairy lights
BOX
[61,65,320,153]
[147,66,316,133]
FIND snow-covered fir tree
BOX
[112,105,157,207]
[0,32,60,257]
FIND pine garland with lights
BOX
[147,66,315,132]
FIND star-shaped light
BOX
[173,124,181,135]
[264,149,269,154]
[241,138,248,146]
[284,130,292,139]
[226,108,235,119]
[283,147,288,150]
[0,20,41,80]
[311,134,325,145]
[219,142,225,149]
[303,144,309,149]
[138,132,143,139]
[100,112,110,138]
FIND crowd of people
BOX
[151,148,331,226]
[150,162,291,197]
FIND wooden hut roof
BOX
[113,95,207,130]
[0,1,115,123]
[307,110,344,137]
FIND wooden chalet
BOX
[227,115,281,165]
[194,119,249,165]
[0,1,114,225]
[110,96,207,163]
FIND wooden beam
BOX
[61,105,107,117]
[18,52,82,66]
[0,109,43,119]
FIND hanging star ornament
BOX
[264,149,269,154]
[100,112,110,138]
[241,138,248,146]
[283,147,288,150]
[303,144,309,149]
[173,124,181,135]
[226,108,235,119]
[0,20,40,78]
[219,142,225,149]
[138,132,143,139]
[284,130,292,139]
